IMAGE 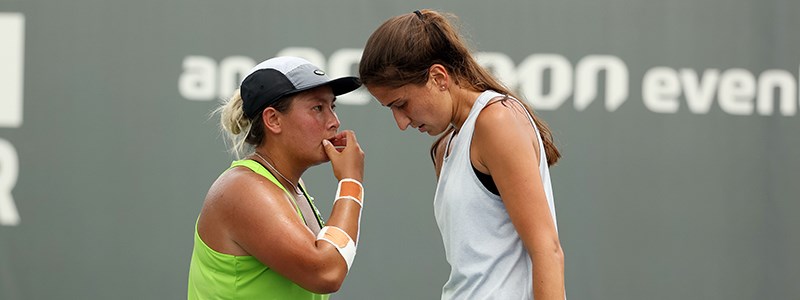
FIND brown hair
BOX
[359,9,561,166]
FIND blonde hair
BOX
[215,89,251,158]
[215,89,294,158]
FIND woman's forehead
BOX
[367,84,420,102]
[295,86,335,102]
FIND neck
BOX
[254,145,306,187]
[450,87,484,130]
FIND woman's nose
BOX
[329,110,341,130]
[392,108,411,130]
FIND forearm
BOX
[300,198,361,293]
[531,247,566,299]
[311,178,364,276]
[325,197,362,241]
[323,178,363,240]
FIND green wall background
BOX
[1,0,798,299]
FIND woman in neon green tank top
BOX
[188,56,366,299]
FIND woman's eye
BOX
[331,104,337,111]
[313,105,322,111]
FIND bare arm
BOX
[201,131,364,294]
[472,102,565,299]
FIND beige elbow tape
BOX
[317,226,357,270]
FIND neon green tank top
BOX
[188,160,329,300]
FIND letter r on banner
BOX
[0,138,19,226]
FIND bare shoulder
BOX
[205,167,283,207]
[474,98,533,143]
[472,97,540,170]
[198,166,289,254]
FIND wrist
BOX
[336,178,364,205]
[339,174,363,182]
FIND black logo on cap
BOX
[314,69,325,76]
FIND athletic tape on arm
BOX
[317,226,357,269]
[333,178,363,207]
[318,179,363,270]
[334,178,363,244]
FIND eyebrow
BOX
[383,97,402,107]
[312,96,335,103]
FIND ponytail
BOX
[361,9,561,165]
[215,89,264,158]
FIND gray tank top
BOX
[434,90,558,300]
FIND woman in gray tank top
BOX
[359,9,567,300]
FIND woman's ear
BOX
[261,107,282,134]
[428,64,449,90]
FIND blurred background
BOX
[1,0,798,299]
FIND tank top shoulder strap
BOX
[444,90,504,158]
[494,95,548,170]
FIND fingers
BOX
[326,130,362,157]
[325,130,365,181]
[342,130,359,146]
[333,130,348,140]
[322,139,338,157]
[339,131,361,154]
[331,137,347,150]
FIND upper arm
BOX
[472,104,561,255]
[226,173,318,265]
[212,171,344,290]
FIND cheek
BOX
[295,114,325,128]
[285,116,321,140]
[420,101,441,122]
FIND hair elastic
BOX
[414,10,423,20]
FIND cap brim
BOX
[266,76,362,108]
[327,76,362,96]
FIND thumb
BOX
[322,139,337,158]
